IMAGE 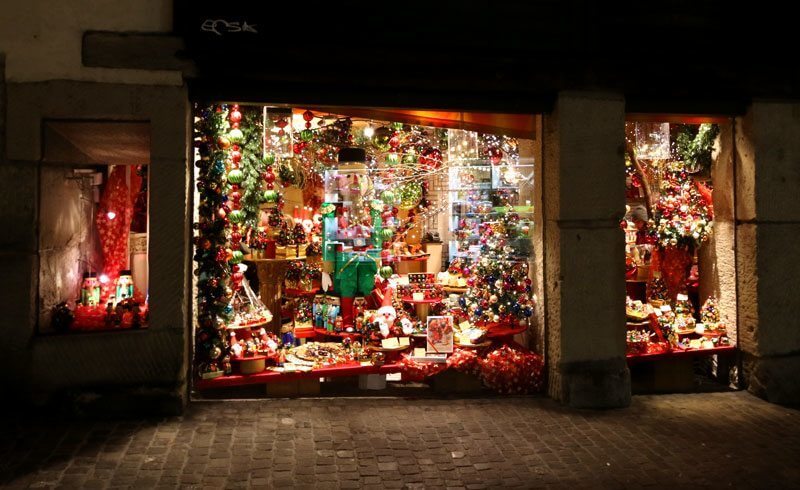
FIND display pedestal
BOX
[251,258,296,334]
[630,357,695,394]
[402,297,442,322]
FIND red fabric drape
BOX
[95,166,133,300]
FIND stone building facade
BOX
[1,1,798,412]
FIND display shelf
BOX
[226,321,270,331]
[442,286,468,294]
[293,326,315,339]
[248,256,306,263]
[396,255,429,262]
[196,361,402,389]
[312,327,362,339]
[626,345,736,364]
[485,324,528,338]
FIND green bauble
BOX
[262,189,279,203]
[385,152,399,165]
[381,190,395,204]
[263,153,275,165]
[380,228,394,241]
[228,209,245,224]
[228,128,244,144]
[373,127,392,151]
[227,169,244,184]
[397,182,423,210]
[402,153,418,164]
[379,265,394,279]
[230,250,244,264]
[300,129,314,142]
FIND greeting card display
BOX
[426,316,454,354]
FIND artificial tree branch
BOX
[626,140,654,217]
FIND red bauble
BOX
[229,190,241,202]
[420,148,442,169]
[488,147,503,165]
[230,150,242,164]
[217,207,227,219]
[264,171,276,184]
[302,110,314,122]
[229,110,242,123]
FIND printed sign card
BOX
[426,316,454,354]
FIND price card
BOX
[381,337,400,349]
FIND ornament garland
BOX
[193,104,233,377]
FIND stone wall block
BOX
[749,102,800,223]
[559,225,626,361]
[754,223,800,355]
[0,162,37,250]
[555,92,626,223]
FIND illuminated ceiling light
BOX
[363,126,375,138]
[99,274,109,284]
[106,211,116,220]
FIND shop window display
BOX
[39,163,150,333]
[38,121,150,334]
[623,121,736,364]
[193,104,542,394]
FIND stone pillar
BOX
[735,101,800,405]
[543,92,630,408]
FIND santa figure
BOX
[373,287,397,338]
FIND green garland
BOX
[239,108,266,230]
[676,123,719,174]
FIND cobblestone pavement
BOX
[1,391,799,489]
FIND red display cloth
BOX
[626,344,736,364]
[653,246,693,301]
[95,166,133,300]
[196,361,401,389]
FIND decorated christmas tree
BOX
[651,165,713,249]
[700,296,720,325]
[459,207,534,326]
